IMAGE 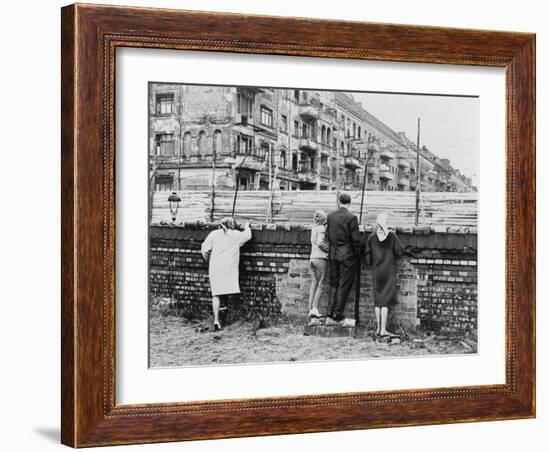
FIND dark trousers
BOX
[328,256,357,320]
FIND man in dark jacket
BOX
[325,192,361,324]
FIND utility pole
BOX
[415,117,421,226]
[354,142,369,325]
[209,149,216,222]
[231,154,247,218]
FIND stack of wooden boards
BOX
[151,190,478,228]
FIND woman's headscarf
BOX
[220,217,236,233]
[376,213,389,242]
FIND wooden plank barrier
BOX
[151,190,478,228]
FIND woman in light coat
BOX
[201,217,252,330]
[308,210,329,318]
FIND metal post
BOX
[354,144,369,325]
[415,118,421,226]
[266,143,273,222]
[231,154,247,218]
[209,150,216,222]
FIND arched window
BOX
[327,128,331,145]
[198,131,207,159]
[213,130,222,157]
[321,125,326,144]
[182,132,191,157]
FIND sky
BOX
[352,92,479,186]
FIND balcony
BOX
[379,149,395,160]
[234,113,255,127]
[299,104,320,120]
[398,158,411,169]
[319,108,338,127]
[379,165,394,181]
[238,86,266,95]
[367,142,380,153]
[299,137,319,152]
[276,167,299,181]
[366,163,379,175]
[319,143,333,156]
[233,153,266,171]
[344,155,361,169]
[426,170,437,181]
[298,168,319,184]
[343,175,361,189]
[397,172,410,186]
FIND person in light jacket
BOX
[201,217,252,331]
[308,210,329,318]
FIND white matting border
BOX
[116,48,505,404]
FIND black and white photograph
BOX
[148,83,479,368]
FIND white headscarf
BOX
[376,213,389,242]
[220,217,236,233]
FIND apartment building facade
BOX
[149,84,476,193]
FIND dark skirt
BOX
[365,231,404,307]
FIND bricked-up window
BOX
[302,123,308,139]
[237,91,254,117]
[182,132,191,157]
[213,130,222,157]
[280,149,287,168]
[156,93,174,115]
[258,142,269,160]
[155,133,174,156]
[197,131,206,159]
[236,133,253,155]
[155,174,173,191]
[280,114,288,133]
[260,106,273,128]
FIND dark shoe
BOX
[213,322,222,332]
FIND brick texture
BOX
[150,224,477,334]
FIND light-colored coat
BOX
[201,226,252,296]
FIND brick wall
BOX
[150,223,477,334]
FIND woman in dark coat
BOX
[365,213,404,338]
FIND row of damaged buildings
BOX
[149,84,476,193]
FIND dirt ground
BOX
[149,311,477,368]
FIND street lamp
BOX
[167,192,181,223]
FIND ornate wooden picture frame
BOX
[61,3,535,447]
